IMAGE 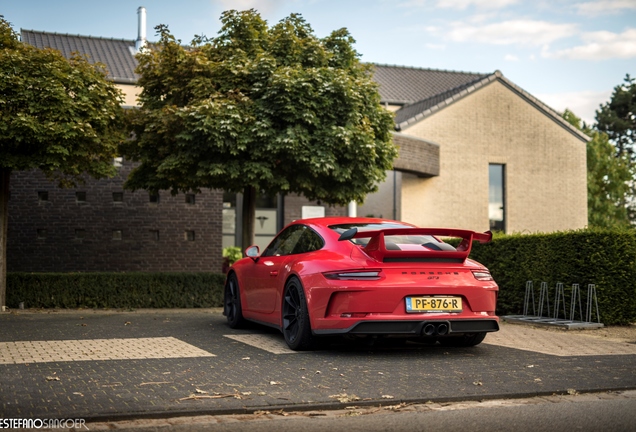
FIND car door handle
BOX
[270,271,278,277]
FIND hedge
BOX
[5,230,636,325]
[6,272,226,309]
[468,229,636,325]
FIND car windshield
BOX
[329,223,455,251]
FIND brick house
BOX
[364,65,589,233]
[8,11,588,273]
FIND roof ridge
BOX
[395,71,589,142]
[20,29,134,44]
[395,72,498,128]
[371,62,488,77]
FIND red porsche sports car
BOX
[224,217,499,350]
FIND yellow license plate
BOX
[406,296,462,313]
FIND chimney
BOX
[135,6,147,52]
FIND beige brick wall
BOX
[400,80,588,233]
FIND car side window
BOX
[262,225,324,257]
[292,227,324,254]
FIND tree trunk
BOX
[241,186,256,252]
[0,168,10,310]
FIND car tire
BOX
[282,277,314,351]
[439,332,487,347]
[224,273,245,329]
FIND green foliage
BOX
[222,246,243,265]
[562,109,633,228]
[596,74,636,159]
[0,17,125,186]
[121,9,397,205]
[469,230,636,325]
[6,272,226,309]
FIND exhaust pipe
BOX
[421,322,450,336]
[423,324,436,336]
[437,323,449,336]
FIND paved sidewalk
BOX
[1,309,635,422]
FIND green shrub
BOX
[222,247,243,265]
[6,272,226,309]
[469,229,636,325]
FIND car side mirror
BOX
[245,245,260,261]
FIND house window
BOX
[76,191,87,203]
[185,194,195,205]
[149,193,160,204]
[112,192,124,203]
[113,157,123,168]
[184,230,195,241]
[38,191,49,202]
[489,164,505,232]
[112,230,123,240]
[149,230,160,241]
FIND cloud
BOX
[545,28,636,60]
[504,54,519,61]
[536,90,613,126]
[575,0,636,15]
[398,0,517,9]
[443,20,578,46]
[217,0,284,15]
[436,0,519,9]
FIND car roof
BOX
[293,216,416,229]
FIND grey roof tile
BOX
[371,63,489,105]
[20,30,138,83]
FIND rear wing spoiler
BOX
[338,228,492,263]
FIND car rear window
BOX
[329,223,455,251]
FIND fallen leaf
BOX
[527,365,535,368]
[315,371,322,374]
[195,388,208,394]
[257,392,267,396]
[381,395,394,399]
[72,392,84,397]
[567,388,578,395]
[329,393,360,403]
[124,321,131,326]
[473,381,483,386]
[242,357,250,360]
[179,393,236,401]
[534,378,542,382]
[270,381,283,385]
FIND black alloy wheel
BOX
[282,277,314,351]
[224,273,245,328]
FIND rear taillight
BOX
[472,270,493,281]
[323,270,382,280]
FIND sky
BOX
[2,0,635,125]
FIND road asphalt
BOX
[1,308,635,424]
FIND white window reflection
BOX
[489,164,505,232]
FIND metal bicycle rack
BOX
[503,281,603,329]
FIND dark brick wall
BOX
[7,162,223,273]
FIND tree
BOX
[121,10,397,250]
[563,109,633,228]
[596,74,636,159]
[0,18,125,308]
